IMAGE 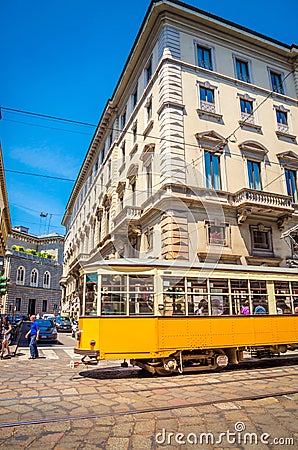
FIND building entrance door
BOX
[28,299,36,316]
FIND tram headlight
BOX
[90,340,96,349]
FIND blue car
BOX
[55,316,72,333]
[36,319,58,343]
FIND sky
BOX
[1,0,297,236]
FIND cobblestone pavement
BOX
[0,348,298,449]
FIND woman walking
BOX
[0,316,12,359]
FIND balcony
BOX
[69,253,89,271]
[231,188,294,228]
[239,112,262,132]
[113,206,142,233]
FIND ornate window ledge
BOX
[275,130,297,142]
[239,120,262,132]
[197,108,223,122]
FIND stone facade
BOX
[1,226,64,316]
[61,0,298,316]
[0,145,11,260]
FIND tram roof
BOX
[82,259,298,275]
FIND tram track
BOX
[1,368,298,403]
[1,388,298,429]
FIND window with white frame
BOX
[16,266,25,285]
[285,168,298,203]
[199,85,215,112]
[275,106,289,133]
[204,150,221,190]
[247,160,262,190]
[235,58,250,83]
[239,95,255,124]
[30,269,38,287]
[196,44,213,70]
[43,271,51,288]
[239,141,268,191]
[270,70,284,95]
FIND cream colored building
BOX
[0,145,11,259]
[61,0,298,318]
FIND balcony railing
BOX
[277,123,289,134]
[199,100,216,114]
[240,112,255,125]
[231,189,293,210]
[113,206,142,229]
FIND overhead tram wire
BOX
[5,169,75,183]
[1,67,296,185]
[3,118,93,136]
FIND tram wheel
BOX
[154,366,175,376]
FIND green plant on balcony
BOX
[11,245,55,260]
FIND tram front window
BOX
[100,274,154,315]
[101,275,126,315]
[85,284,98,315]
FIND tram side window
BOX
[209,279,229,316]
[251,280,268,314]
[274,281,293,314]
[187,279,208,315]
[292,282,298,313]
[129,275,154,315]
[101,275,127,315]
[231,280,250,315]
[163,277,186,315]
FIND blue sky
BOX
[1,0,297,236]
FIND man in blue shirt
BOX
[25,315,40,359]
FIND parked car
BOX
[36,319,58,343]
[15,314,28,322]
[42,314,56,321]
[55,316,72,333]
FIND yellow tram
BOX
[74,260,298,375]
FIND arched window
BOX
[43,271,51,288]
[16,266,25,285]
[30,269,38,287]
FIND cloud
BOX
[9,142,81,179]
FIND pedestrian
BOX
[25,315,40,359]
[0,316,12,359]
